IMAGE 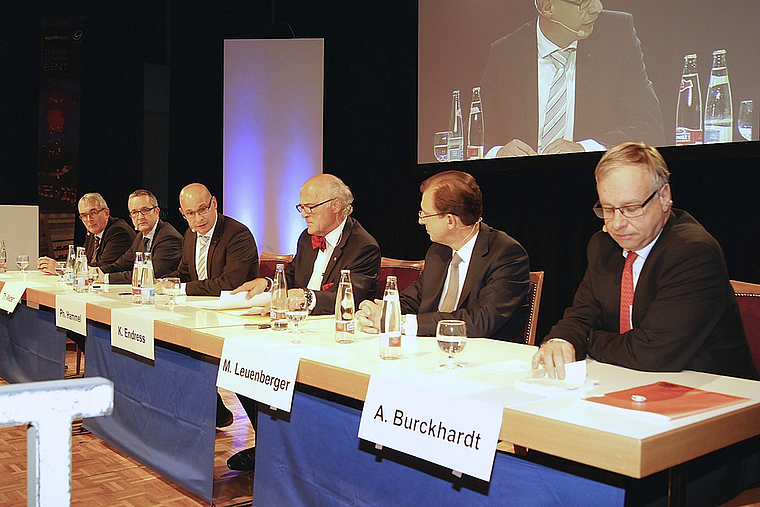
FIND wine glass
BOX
[55,261,66,282]
[16,255,30,273]
[164,277,181,308]
[88,266,99,290]
[436,320,467,370]
[286,296,308,343]
[738,100,753,141]
[434,131,449,162]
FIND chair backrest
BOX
[259,252,294,279]
[524,271,545,346]
[731,280,760,372]
[379,257,425,295]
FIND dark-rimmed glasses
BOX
[129,206,157,219]
[79,208,106,221]
[418,210,447,221]
[559,0,594,10]
[296,198,334,214]
[593,189,659,219]
[181,197,214,220]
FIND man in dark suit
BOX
[163,183,259,297]
[37,192,135,274]
[97,189,182,284]
[480,0,665,157]
[357,170,530,342]
[228,173,381,471]
[534,142,757,381]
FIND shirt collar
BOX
[452,228,479,265]
[145,220,159,241]
[197,215,218,241]
[324,217,347,249]
[537,19,578,59]
[623,229,664,262]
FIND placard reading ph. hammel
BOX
[55,295,87,335]
[358,375,503,481]
[111,308,155,360]
[0,282,26,313]
[216,336,300,412]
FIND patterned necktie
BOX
[311,235,327,251]
[540,48,574,152]
[143,237,151,252]
[197,235,210,281]
[619,252,638,334]
[92,235,101,261]
[440,253,463,313]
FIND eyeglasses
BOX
[181,197,214,220]
[593,189,660,219]
[296,198,334,214]
[129,206,157,218]
[79,208,105,221]
[418,210,447,221]
[559,0,594,10]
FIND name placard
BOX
[358,375,503,481]
[216,336,300,412]
[0,282,26,313]
[111,308,155,360]
[55,295,87,335]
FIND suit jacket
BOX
[400,222,530,342]
[168,213,259,296]
[286,216,381,315]
[98,219,183,284]
[545,209,758,379]
[480,11,665,152]
[84,216,136,267]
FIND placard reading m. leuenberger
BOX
[216,336,300,412]
[55,295,87,335]
[111,308,155,360]
[358,375,503,481]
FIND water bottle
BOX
[0,239,7,273]
[74,247,89,293]
[335,269,355,343]
[447,90,464,161]
[270,263,288,331]
[65,245,76,285]
[704,49,733,144]
[467,87,484,159]
[132,251,144,304]
[379,275,402,360]
[676,54,703,145]
[141,252,156,305]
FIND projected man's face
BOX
[549,0,602,41]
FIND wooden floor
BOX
[0,343,255,506]
[0,342,758,506]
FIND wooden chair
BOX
[259,252,294,279]
[378,257,425,295]
[730,280,760,372]
[524,271,545,346]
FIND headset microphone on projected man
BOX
[534,0,587,38]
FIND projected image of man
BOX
[480,0,665,157]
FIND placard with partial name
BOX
[358,374,503,481]
[216,336,300,412]
[55,295,87,335]
[111,308,156,360]
[0,282,26,313]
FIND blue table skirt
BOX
[254,388,626,507]
[0,303,66,383]
[82,322,218,503]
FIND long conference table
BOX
[1,270,759,506]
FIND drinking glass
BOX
[436,319,467,369]
[16,255,30,273]
[434,131,450,162]
[164,277,181,308]
[55,261,66,282]
[88,266,99,288]
[738,100,753,141]
[286,296,308,343]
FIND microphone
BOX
[549,18,586,38]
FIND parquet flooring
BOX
[0,340,255,506]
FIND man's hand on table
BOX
[531,339,576,380]
[37,256,58,275]
[356,299,383,334]
[231,278,268,299]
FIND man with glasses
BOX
[38,192,135,274]
[227,173,380,471]
[357,170,530,342]
[480,0,664,157]
[96,189,182,284]
[534,142,757,381]
[163,182,259,296]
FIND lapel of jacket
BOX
[205,214,225,279]
[294,231,319,287]
[420,244,452,313]
[320,217,353,287]
[458,222,489,309]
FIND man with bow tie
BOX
[227,173,380,472]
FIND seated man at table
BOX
[38,192,135,274]
[533,142,758,381]
[97,189,182,284]
[356,170,530,342]
[227,173,381,471]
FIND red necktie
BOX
[619,251,638,334]
[311,235,326,251]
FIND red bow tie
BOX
[311,235,327,251]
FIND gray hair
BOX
[128,189,159,208]
[79,192,108,210]
[322,174,354,217]
[595,142,670,191]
